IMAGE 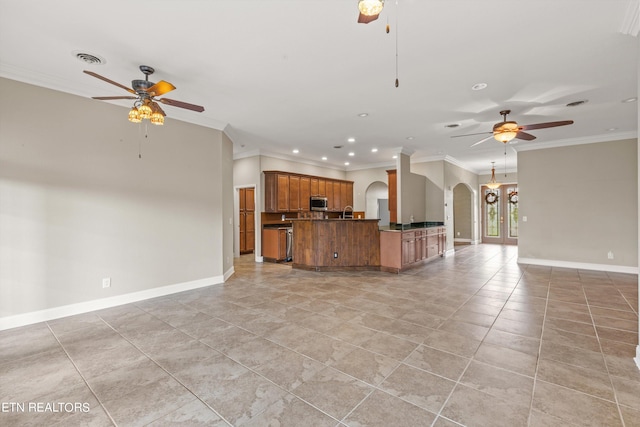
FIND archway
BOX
[453,183,475,246]
[364,181,389,225]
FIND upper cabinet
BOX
[264,171,354,213]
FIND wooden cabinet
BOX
[387,170,397,223]
[264,171,353,213]
[299,176,311,209]
[318,179,326,197]
[265,172,290,212]
[262,227,288,262]
[381,226,446,273]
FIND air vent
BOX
[445,123,461,128]
[73,51,105,65]
[566,99,588,107]
[333,145,343,149]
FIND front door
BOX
[481,184,518,245]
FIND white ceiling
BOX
[1,0,638,173]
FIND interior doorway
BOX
[481,184,518,245]
[453,183,473,245]
[364,181,389,224]
[238,187,255,254]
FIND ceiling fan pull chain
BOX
[394,0,399,87]
[504,145,507,177]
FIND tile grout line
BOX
[45,321,118,427]
[94,313,236,427]
[579,273,628,427]
[526,270,551,427]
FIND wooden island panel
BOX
[292,219,380,271]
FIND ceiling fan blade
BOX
[83,70,136,94]
[451,131,492,138]
[146,80,176,97]
[470,135,494,147]
[515,131,536,141]
[519,120,574,131]
[357,12,380,23]
[92,96,138,100]
[158,98,205,112]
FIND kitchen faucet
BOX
[342,205,353,219]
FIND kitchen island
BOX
[380,223,446,273]
[291,219,380,271]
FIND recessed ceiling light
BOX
[322,156,328,161]
[622,97,637,103]
[471,83,488,91]
[358,113,369,117]
[348,152,355,156]
[344,162,350,166]
[292,149,299,154]
[371,148,378,153]
[607,127,618,132]
[406,136,414,140]
[566,99,588,107]
[392,155,398,159]
[347,137,356,143]
[445,123,461,128]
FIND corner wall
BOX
[0,78,232,328]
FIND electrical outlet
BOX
[102,277,111,288]
[607,251,614,260]
[333,252,338,258]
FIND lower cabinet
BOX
[262,228,288,262]
[381,227,446,273]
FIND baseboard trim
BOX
[0,275,225,331]
[223,266,235,281]
[517,257,638,274]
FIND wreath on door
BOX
[485,192,498,205]
[508,191,518,204]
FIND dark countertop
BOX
[379,221,445,232]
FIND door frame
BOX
[234,184,258,259]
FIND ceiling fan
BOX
[452,110,574,147]
[83,65,204,125]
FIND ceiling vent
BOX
[73,51,105,65]
[566,100,588,107]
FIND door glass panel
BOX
[507,186,518,238]
[484,188,500,238]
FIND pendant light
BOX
[486,162,500,189]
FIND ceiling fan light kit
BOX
[493,120,519,143]
[357,0,384,23]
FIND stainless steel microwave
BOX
[310,196,328,211]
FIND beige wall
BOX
[518,139,638,268]
[0,78,232,322]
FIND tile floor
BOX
[1,244,639,426]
